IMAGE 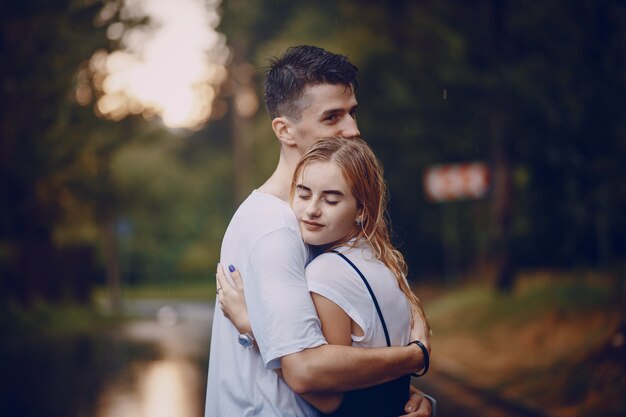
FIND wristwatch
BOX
[238,332,255,349]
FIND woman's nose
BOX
[306,200,321,218]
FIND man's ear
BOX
[272,117,297,147]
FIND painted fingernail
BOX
[228,265,235,272]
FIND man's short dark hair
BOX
[264,45,359,120]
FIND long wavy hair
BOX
[290,137,430,331]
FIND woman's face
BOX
[292,161,361,247]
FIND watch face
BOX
[238,333,254,349]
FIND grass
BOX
[94,279,216,302]
[421,269,625,417]
[0,302,119,340]
[1,277,216,341]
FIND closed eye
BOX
[295,185,312,199]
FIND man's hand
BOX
[216,264,252,334]
[400,386,432,417]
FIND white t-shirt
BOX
[306,243,411,349]
[204,190,327,417]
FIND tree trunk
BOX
[102,213,122,314]
[228,38,254,204]
[489,0,515,292]
[491,118,514,291]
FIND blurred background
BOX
[1,0,625,416]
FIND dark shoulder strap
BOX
[330,250,391,347]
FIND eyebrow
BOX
[322,190,345,197]
[320,104,358,118]
[295,184,310,192]
[296,184,345,197]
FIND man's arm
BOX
[243,228,328,369]
[217,261,430,394]
[281,339,426,394]
[217,262,433,415]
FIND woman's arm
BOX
[297,292,352,413]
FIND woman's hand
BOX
[216,263,252,335]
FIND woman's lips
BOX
[301,220,323,230]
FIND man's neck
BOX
[258,149,299,202]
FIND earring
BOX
[356,218,363,226]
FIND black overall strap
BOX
[330,250,391,347]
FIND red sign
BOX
[423,162,490,202]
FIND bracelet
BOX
[407,340,429,377]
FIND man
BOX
[205,45,433,417]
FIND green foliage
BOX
[233,0,626,278]
[0,0,111,304]
[0,1,234,304]
[430,270,618,338]
[3,0,625,305]
[109,130,232,284]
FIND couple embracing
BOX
[205,45,435,417]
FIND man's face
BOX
[289,84,360,155]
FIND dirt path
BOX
[414,371,549,417]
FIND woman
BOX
[217,137,431,416]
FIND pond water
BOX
[1,300,214,417]
[96,301,213,417]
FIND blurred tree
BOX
[107,127,233,286]
[6,0,621,306]
[220,0,626,287]
[507,0,626,269]
[77,0,235,310]
[216,0,298,202]
[0,0,237,309]
[0,0,110,305]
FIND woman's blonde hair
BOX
[290,137,430,331]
